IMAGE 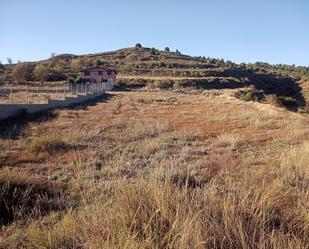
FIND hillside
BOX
[1,46,309,110]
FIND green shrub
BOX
[236,88,265,102]
[95,59,103,66]
[150,47,157,55]
[67,77,75,84]
[74,75,82,83]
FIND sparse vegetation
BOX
[34,64,49,82]
[0,62,4,70]
[1,90,309,248]
[2,46,309,111]
[217,133,242,149]
[0,172,65,226]
[95,58,103,66]
[12,63,34,83]
[153,79,174,89]
[30,136,69,154]
[7,57,13,65]
[1,42,309,248]
[236,88,266,102]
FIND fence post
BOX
[10,85,13,103]
[26,83,28,103]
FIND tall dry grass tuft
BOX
[0,170,66,227]
[6,172,307,249]
[280,141,309,188]
[30,135,69,155]
[217,133,242,149]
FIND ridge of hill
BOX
[1,46,309,111]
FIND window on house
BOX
[84,71,90,76]
[107,71,112,75]
[98,71,103,75]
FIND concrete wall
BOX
[0,92,105,121]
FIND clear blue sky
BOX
[1,0,308,66]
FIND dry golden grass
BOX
[1,89,309,248]
[30,136,69,155]
[0,90,76,104]
[216,133,243,149]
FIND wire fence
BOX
[0,82,111,104]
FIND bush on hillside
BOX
[67,76,75,84]
[34,65,49,82]
[235,88,266,102]
[12,63,34,83]
[74,75,83,83]
[150,47,157,55]
[154,80,173,89]
[266,95,298,109]
[95,59,103,66]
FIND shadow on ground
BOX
[179,70,306,110]
[114,82,145,91]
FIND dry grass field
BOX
[1,89,309,248]
[0,91,76,104]
[0,85,76,104]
